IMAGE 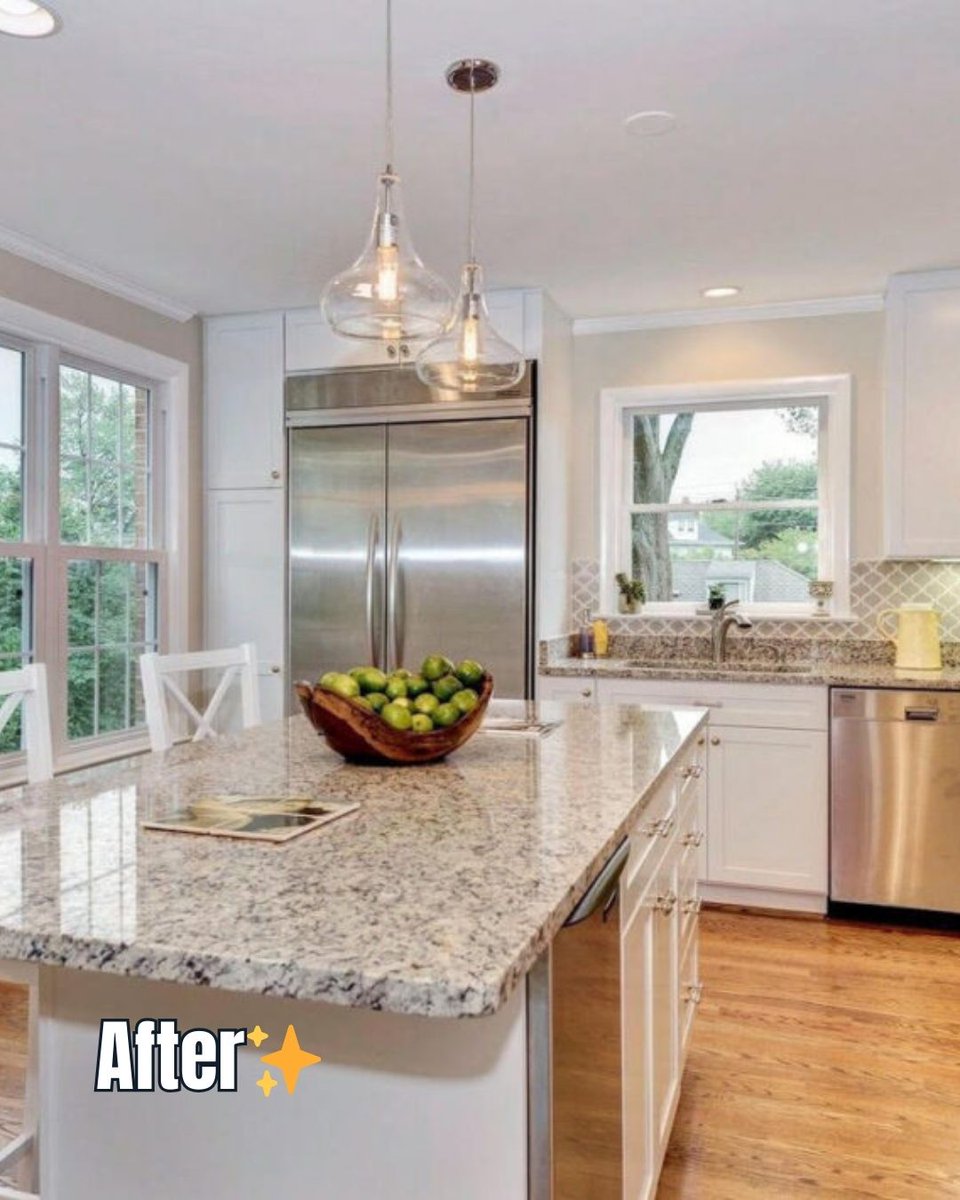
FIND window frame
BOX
[0,301,190,784]
[598,376,852,619]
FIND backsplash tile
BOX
[570,558,960,642]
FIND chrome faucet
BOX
[711,598,753,664]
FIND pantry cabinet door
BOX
[204,313,285,490]
[707,726,828,893]
[204,489,286,722]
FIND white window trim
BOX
[597,375,852,620]
[0,293,191,777]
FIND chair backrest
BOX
[139,643,261,753]
[0,663,54,784]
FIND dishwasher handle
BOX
[905,706,940,722]
[564,839,630,927]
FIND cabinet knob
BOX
[581,688,593,698]
[697,736,706,746]
[271,469,281,480]
[682,897,703,916]
[685,982,704,1005]
[711,736,721,746]
[271,665,281,675]
[654,891,677,915]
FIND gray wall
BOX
[571,310,884,563]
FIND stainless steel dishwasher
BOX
[831,687,960,919]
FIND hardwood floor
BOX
[2,915,960,1197]
[0,980,28,1190]
[658,910,960,1199]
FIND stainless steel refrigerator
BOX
[287,365,535,701]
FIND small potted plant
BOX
[707,583,727,611]
[615,573,645,615]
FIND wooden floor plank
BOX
[658,911,960,1199]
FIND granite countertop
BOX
[0,700,705,1019]
[542,656,960,691]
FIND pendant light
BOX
[416,60,525,394]
[321,0,452,342]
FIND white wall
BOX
[571,311,884,563]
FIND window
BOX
[0,337,166,771]
[599,378,851,616]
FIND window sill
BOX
[56,731,152,777]
[596,606,855,623]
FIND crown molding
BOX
[0,224,196,323]
[573,293,884,336]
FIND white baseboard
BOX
[699,882,827,915]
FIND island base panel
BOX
[34,966,528,1200]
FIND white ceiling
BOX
[3,0,960,319]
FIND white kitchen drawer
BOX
[597,678,828,732]
[537,674,598,703]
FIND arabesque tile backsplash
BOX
[570,558,960,643]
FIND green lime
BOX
[319,671,340,690]
[366,692,388,713]
[381,702,413,731]
[455,660,485,688]
[414,693,440,715]
[452,688,479,715]
[391,696,411,710]
[405,675,430,698]
[327,673,360,699]
[348,667,366,681]
[421,654,454,682]
[432,702,460,728]
[352,696,373,711]
[432,674,462,702]
[410,713,434,733]
[358,667,388,694]
[392,668,412,680]
[385,677,408,700]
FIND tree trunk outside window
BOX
[631,413,694,601]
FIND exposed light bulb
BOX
[376,244,399,303]
[461,314,480,364]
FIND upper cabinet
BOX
[283,289,539,375]
[885,270,960,558]
[204,312,285,489]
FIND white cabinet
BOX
[537,674,598,703]
[707,726,828,893]
[283,290,535,375]
[885,269,960,558]
[621,892,655,1200]
[204,312,285,490]
[285,308,407,372]
[592,677,829,909]
[204,489,286,722]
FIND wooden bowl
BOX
[294,675,494,765]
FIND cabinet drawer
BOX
[678,844,701,949]
[537,674,598,703]
[597,678,828,732]
[625,780,677,918]
[679,930,701,1060]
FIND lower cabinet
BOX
[589,677,829,910]
[707,725,828,893]
[620,738,703,1200]
[204,488,286,722]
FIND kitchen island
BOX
[0,700,706,1200]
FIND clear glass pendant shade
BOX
[416,262,525,393]
[321,172,452,341]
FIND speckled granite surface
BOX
[542,655,960,691]
[0,701,705,1018]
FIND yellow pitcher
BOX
[875,604,942,671]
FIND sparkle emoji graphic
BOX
[256,1070,278,1098]
[247,1025,269,1048]
[259,1025,322,1095]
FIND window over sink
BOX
[599,377,852,618]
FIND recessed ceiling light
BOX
[624,110,677,137]
[0,1,60,38]
[701,285,741,299]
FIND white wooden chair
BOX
[0,664,53,786]
[0,666,51,1198]
[139,643,261,753]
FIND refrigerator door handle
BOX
[387,516,403,672]
[365,514,381,668]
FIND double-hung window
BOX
[0,337,165,769]
[599,377,851,617]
